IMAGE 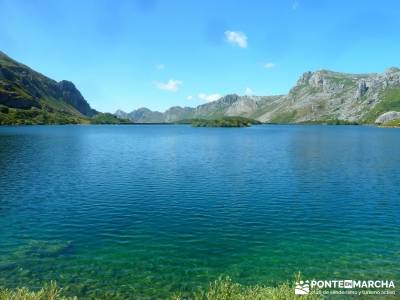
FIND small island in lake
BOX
[177,116,262,127]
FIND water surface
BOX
[0,125,399,298]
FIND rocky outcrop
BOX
[226,96,259,116]
[356,80,368,98]
[57,80,96,116]
[375,111,400,124]
[297,71,312,85]
[115,109,129,119]
[164,106,194,122]
[117,107,165,123]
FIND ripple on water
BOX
[0,125,399,298]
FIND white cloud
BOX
[186,95,193,100]
[198,93,222,102]
[245,87,253,96]
[264,62,276,69]
[153,79,183,92]
[155,64,165,70]
[224,31,248,48]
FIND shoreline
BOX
[0,122,397,128]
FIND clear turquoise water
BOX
[0,125,399,299]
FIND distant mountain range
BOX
[116,68,400,124]
[1,50,400,125]
[0,51,124,124]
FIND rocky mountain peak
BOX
[58,80,77,91]
[384,67,400,74]
[294,70,352,95]
[218,94,239,104]
[296,70,333,87]
[57,80,96,116]
[297,71,313,85]
[115,109,128,119]
[309,71,326,87]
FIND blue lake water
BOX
[0,125,399,298]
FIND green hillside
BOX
[190,116,262,127]
[0,51,127,125]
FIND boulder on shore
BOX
[375,111,400,124]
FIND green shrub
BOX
[173,276,322,300]
[270,110,297,123]
[1,276,322,300]
[382,119,400,127]
[0,105,9,114]
[0,281,76,300]
[90,113,131,124]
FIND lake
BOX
[0,125,399,299]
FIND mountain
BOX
[115,107,164,123]
[117,68,400,124]
[0,51,101,124]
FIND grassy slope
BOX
[0,52,54,109]
[0,108,132,125]
[0,51,100,125]
[381,119,400,127]
[269,110,298,123]
[363,88,400,123]
[0,106,89,125]
[90,113,131,124]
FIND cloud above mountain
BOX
[153,79,182,92]
[225,31,248,48]
[245,87,254,96]
[198,93,222,102]
[264,62,276,69]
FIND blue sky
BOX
[1,0,400,112]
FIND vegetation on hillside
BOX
[0,50,97,124]
[268,110,359,125]
[90,113,131,124]
[362,88,400,123]
[269,110,298,123]
[298,119,360,125]
[0,106,130,125]
[0,106,88,125]
[381,119,400,127]
[189,116,261,127]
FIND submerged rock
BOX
[19,240,73,258]
[375,111,400,124]
[0,261,18,271]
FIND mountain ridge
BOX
[116,67,400,124]
[1,50,399,125]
